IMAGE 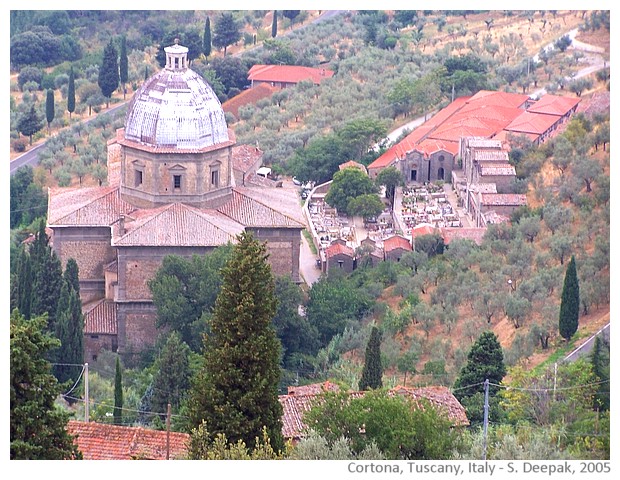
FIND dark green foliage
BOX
[63,257,80,297]
[306,275,374,348]
[203,16,212,57]
[53,281,84,385]
[376,166,402,207]
[554,34,572,52]
[15,249,33,319]
[10,310,82,459]
[17,103,43,145]
[208,55,250,96]
[114,356,123,425]
[305,390,460,460]
[149,246,232,352]
[273,276,319,364]
[119,36,128,98]
[213,12,241,56]
[325,167,378,215]
[453,331,506,425]
[282,10,300,22]
[289,133,350,184]
[559,256,579,341]
[67,66,75,117]
[348,193,384,221]
[18,66,43,90]
[359,326,383,390]
[10,165,47,228]
[150,332,191,417]
[10,27,63,68]
[589,336,610,412]
[98,39,119,104]
[45,89,55,131]
[187,232,284,452]
[271,10,278,38]
[156,29,203,67]
[414,233,445,257]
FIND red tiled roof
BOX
[84,299,117,335]
[440,227,487,246]
[339,160,368,173]
[504,110,560,135]
[219,188,306,228]
[527,94,580,116]
[48,186,136,227]
[325,241,355,258]
[279,383,468,441]
[67,421,189,460]
[287,381,340,396]
[232,144,263,174]
[113,203,244,247]
[383,235,412,252]
[222,83,278,118]
[248,64,334,85]
[411,223,439,238]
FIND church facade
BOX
[47,44,305,363]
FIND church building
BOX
[47,43,305,362]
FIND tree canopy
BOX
[325,167,378,215]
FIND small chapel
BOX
[47,43,305,362]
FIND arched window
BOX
[438,167,445,180]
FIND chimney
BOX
[118,214,125,235]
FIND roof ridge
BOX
[232,188,305,227]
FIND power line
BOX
[63,394,188,419]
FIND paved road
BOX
[563,323,610,363]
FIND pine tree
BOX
[67,66,75,119]
[45,89,55,133]
[271,10,278,38]
[119,36,128,99]
[10,309,82,459]
[187,232,284,452]
[17,103,43,145]
[203,16,212,58]
[98,39,119,108]
[114,356,123,425]
[213,12,241,56]
[559,255,579,341]
[453,331,506,425]
[359,326,383,390]
[54,281,84,385]
[151,332,191,417]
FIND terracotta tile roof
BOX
[383,235,412,252]
[84,299,117,335]
[411,223,439,238]
[222,83,278,118]
[467,90,529,109]
[113,203,244,247]
[47,186,136,227]
[479,163,516,176]
[339,160,368,174]
[441,227,487,246]
[480,193,527,206]
[527,94,580,116]
[219,188,306,228]
[471,149,510,162]
[470,183,498,193]
[287,381,340,396]
[67,420,189,460]
[416,138,459,156]
[118,129,236,154]
[325,241,355,258]
[232,144,263,174]
[279,383,468,441]
[483,210,511,224]
[504,110,560,136]
[248,64,334,85]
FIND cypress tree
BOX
[54,281,84,385]
[67,66,75,119]
[271,10,278,38]
[16,249,33,319]
[114,356,123,425]
[98,39,119,108]
[119,36,128,99]
[45,89,55,133]
[187,232,284,452]
[559,255,579,341]
[589,336,610,412]
[31,244,63,334]
[10,310,82,459]
[151,332,191,417]
[203,16,212,58]
[359,326,383,390]
[63,257,80,298]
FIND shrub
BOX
[12,138,28,152]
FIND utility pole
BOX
[553,362,558,401]
[84,363,89,422]
[166,403,171,460]
[482,378,489,460]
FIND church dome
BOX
[124,43,229,150]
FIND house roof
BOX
[218,188,306,229]
[325,241,355,258]
[504,110,560,136]
[440,227,487,246]
[222,83,278,118]
[248,64,334,85]
[232,144,263,174]
[480,193,527,206]
[383,234,412,252]
[279,384,469,441]
[84,299,117,335]
[67,421,189,460]
[113,203,244,247]
[47,186,136,227]
[479,163,516,176]
[527,94,580,116]
[411,223,439,238]
[339,160,368,174]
